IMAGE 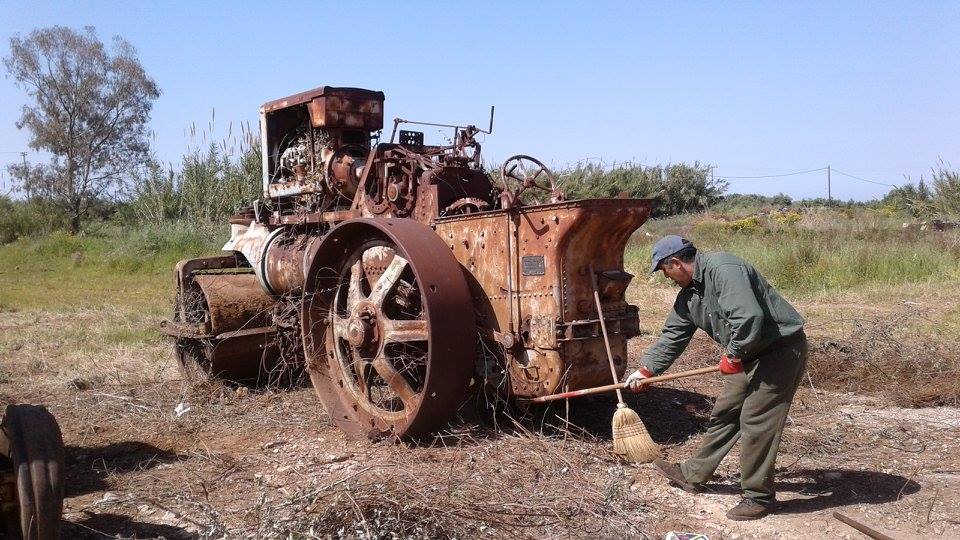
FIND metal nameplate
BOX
[521,255,546,276]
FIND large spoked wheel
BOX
[0,405,65,540]
[497,154,564,208]
[302,219,476,440]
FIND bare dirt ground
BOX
[1,297,959,539]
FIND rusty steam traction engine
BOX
[162,87,652,439]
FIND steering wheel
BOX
[497,155,564,208]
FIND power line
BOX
[716,165,898,188]
[715,167,828,180]
[830,168,897,187]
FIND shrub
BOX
[712,193,792,216]
[105,221,224,272]
[0,196,71,244]
[125,144,261,224]
[558,161,726,217]
[123,113,262,225]
[772,210,802,226]
[878,161,960,219]
[724,215,764,233]
[633,208,960,295]
[880,180,932,217]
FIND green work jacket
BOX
[640,251,805,375]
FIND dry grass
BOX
[3,213,960,538]
[248,427,652,539]
[0,308,175,390]
[807,306,960,407]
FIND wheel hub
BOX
[346,303,379,349]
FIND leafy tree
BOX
[4,26,160,233]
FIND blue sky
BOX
[1,1,958,200]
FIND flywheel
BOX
[302,219,476,440]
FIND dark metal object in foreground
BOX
[0,405,65,540]
[164,85,655,439]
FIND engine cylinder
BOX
[261,232,312,296]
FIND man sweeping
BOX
[625,235,807,521]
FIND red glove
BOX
[719,354,743,375]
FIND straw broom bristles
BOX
[587,263,661,464]
[611,402,661,463]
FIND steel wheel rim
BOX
[326,241,430,424]
[302,218,477,439]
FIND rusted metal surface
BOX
[272,209,361,225]
[168,84,656,438]
[260,233,311,297]
[261,87,382,200]
[221,224,313,297]
[301,219,475,439]
[435,198,650,398]
[206,328,281,383]
[261,86,385,123]
[193,274,274,334]
[164,270,284,384]
[172,254,248,321]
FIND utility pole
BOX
[827,165,832,205]
[20,152,30,199]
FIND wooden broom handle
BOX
[527,365,721,404]
[589,264,625,405]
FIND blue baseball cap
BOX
[650,235,694,273]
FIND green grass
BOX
[6,209,957,311]
[627,209,960,297]
[0,221,225,312]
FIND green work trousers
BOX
[680,334,808,504]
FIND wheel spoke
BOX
[332,314,351,339]
[371,354,418,405]
[347,261,364,308]
[352,352,370,397]
[369,255,408,306]
[383,318,428,343]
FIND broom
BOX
[526,365,721,404]
[589,265,661,464]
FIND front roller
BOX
[302,218,476,440]
[163,269,286,386]
[0,405,65,540]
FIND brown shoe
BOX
[726,499,775,521]
[652,459,702,493]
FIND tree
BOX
[4,26,159,233]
